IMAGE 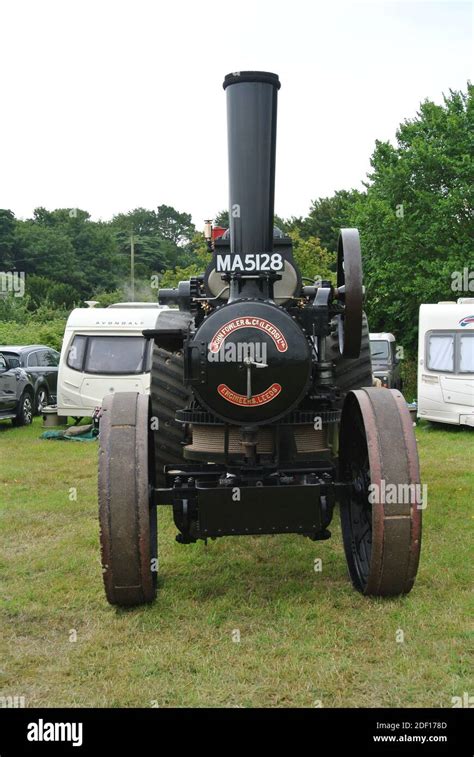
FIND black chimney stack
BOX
[223,71,280,258]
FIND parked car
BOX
[369,332,402,390]
[0,353,33,425]
[0,345,60,416]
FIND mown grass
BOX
[0,418,472,708]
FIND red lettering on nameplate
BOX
[217,383,282,407]
[209,318,288,354]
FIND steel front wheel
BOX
[98,392,157,606]
[339,388,422,596]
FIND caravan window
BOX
[66,335,149,374]
[85,336,147,375]
[67,336,87,370]
[427,334,454,372]
[459,334,474,373]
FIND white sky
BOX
[0,0,472,229]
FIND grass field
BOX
[0,417,472,708]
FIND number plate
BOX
[216,253,283,273]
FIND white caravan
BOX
[57,303,168,419]
[417,298,474,426]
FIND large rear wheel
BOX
[98,392,157,606]
[339,388,422,596]
[327,312,373,407]
[150,346,191,487]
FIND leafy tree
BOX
[213,209,290,234]
[289,230,336,283]
[156,204,195,245]
[26,275,78,310]
[0,209,17,267]
[13,221,78,282]
[111,206,195,275]
[289,190,364,253]
[14,210,121,298]
[159,234,211,288]
[0,291,32,323]
[213,209,229,228]
[353,84,473,350]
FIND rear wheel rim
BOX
[339,388,422,596]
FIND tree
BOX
[10,209,122,302]
[159,234,211,288]
[26,275,78,310]
[289,230,336,283]
[110,208,168,273]
[289,190,364,253]
[111,206,195,275]
[155,204,195,245]
[213,209,229,228]
[214,209,290,234]
[353,83,473,350]
[0,209,17,267]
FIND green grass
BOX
[0,418,472,708]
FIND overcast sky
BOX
[0,0,471,229]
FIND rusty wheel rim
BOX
[339,388,422,596]
[98,392,157,606]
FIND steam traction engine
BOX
[98,72,421,606]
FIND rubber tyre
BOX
[35,386,49,414]
[12,392,33,426]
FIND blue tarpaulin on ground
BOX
[41,425,98,441]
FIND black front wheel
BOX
[12,392,33,426]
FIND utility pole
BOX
[130,232,135,301]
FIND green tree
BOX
[26,274,79,310]
[18,208,121,297]
[213,209,290,234]
[0,209,17,267]
[289,230,336,283]
[213,209,229,228]
[289,190,364,253]
[353,83,473,350]
[14,221,78,282]
[159,234,211,288]
[156,204,195,245]
[111,206,195,275]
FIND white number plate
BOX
[216,253,284,273]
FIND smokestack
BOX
[223,71,280,257]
